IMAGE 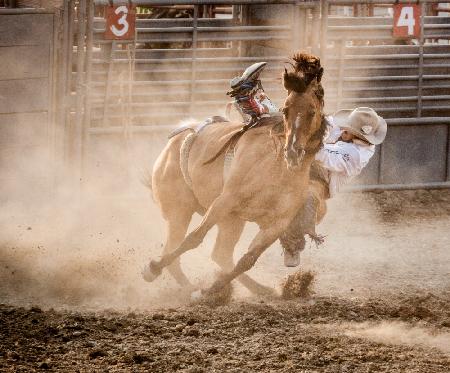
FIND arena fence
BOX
[63,0,450,191]
[0,8,60,202]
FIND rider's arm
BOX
[315,142,364,177]
[323,115,342,144]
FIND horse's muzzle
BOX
[284,145,306,169]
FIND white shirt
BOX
[315,116,375,197]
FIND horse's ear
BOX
[283,71,307,93]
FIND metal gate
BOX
[322,0,450,190]
[68,0,319,193]
[68,0,450,192]
[0,8,59,203]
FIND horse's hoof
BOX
[142,262,161,283]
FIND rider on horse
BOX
[228,62,387,267]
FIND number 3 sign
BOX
[393,4,421,38]
[105,5,136,40]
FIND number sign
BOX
[105,5,136,40]
[393,3,421,38]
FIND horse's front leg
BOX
[202,222,288,297]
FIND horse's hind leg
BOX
[162,211,194,287]
[146,193,234,280]
[212,218,276,297]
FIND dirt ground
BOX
[1,189,450,372]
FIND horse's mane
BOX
[292,52,323,83]
[283,52,324,106]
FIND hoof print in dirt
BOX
[123,352,153,364]
[88,348,108,360]
[38,361,51,370]
[281,270,315,300]
[206,346,219,355]
[182,326,200,337]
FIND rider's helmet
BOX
[333,107,387,145]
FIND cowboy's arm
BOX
[323,115,341,143]
[315,144,363,177]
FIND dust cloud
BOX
[2,162,449,311]
[344,321,450,355]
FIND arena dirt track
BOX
[1,190,450,372]
[1,294,449,372]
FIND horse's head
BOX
[282,52,325,169]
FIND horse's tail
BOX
[203,129,243,165]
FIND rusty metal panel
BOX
[0,79,49,114]
[0,45,49,80]
[381,125,447,184]
[0,14,53,46]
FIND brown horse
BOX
[143,52,326,298]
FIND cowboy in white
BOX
[318,107,387,197]
[282,107,388,266]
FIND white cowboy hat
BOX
[333,107,387,145]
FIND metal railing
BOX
[320,1,450,188]
[66,0,450,191]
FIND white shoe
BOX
[284,249,300,267]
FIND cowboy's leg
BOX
[281,180,328,267]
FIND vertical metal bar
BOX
[417,2,426,118]
[239,5,250,57]
[189,5,199,115]
[320,0,328,62]
[82,0,95,182]
[48,10,58,193]
[311,3,321,56]
[292,3,301,51]
[58,1,69,157]
[75,0,87,184]
[231,5,240,57]
[300,7,308,51]
[336,39,345,111]
[65,0,75,164]
[446,124,450,181]
[102,41,116,127]
[378,142,384,184]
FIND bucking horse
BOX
[142,52,327,299]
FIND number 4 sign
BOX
[105,5,136,40]
[393,3,421,38]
